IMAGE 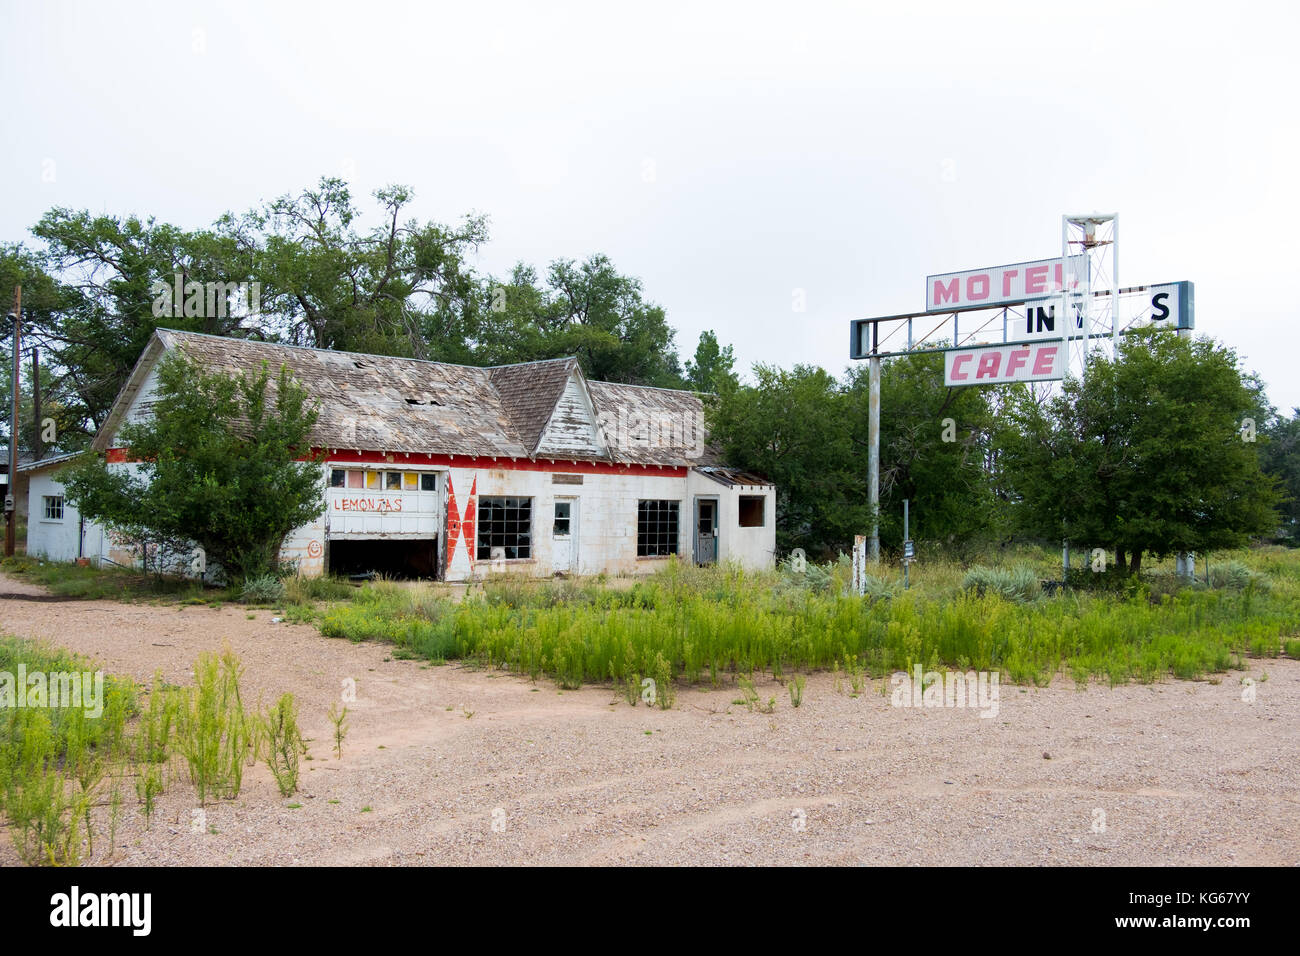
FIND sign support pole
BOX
[868,353,880,563]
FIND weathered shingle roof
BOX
[94,330,715,468]
[489,357,577,454]
[587,379,715,467]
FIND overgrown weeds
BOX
[313,549,1300,702]
[175,649,250,804]
[263,694,305,796]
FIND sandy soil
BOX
[1,570,1297,866]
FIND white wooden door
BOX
[553,498,578,573]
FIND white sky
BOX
[4,0,1298,410]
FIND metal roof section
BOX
[17,451,83,473]
[692,465,773,488]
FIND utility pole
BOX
[31,347,42,461]
[5,285,20,557]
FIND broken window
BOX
[637,500,679,556]
[477,496,532,560]
[738,495,765,527]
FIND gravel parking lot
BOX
[2,571,1297,866]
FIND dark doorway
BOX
[328,537,439,579]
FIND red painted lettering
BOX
[1002,269,1019,297]
[1032,346,1057,376]
[975,352,1001,379]
[1025,265,1049,294]
[966,274,990,301]
[1005,347,1030,376]
[932,278,960,305]
[951,354,972,380]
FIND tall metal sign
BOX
[849,214,1191,577]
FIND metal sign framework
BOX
[849,282,1194,362]
[850,213,1194,567]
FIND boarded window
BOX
[347,470,364,489]
[43,495,64,520]
[552,474,584,485]
[365,471,380,490]
[637,500,679,556]
[403,472,419,490]
[739,495,765,527]
[477,497,532,560]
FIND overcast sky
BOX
[3,0,1298,410]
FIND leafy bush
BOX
[240,574,285,604]
[961,565,1040,603]
[1209,560,1271,592]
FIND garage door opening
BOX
[328,538,439,580]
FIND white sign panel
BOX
[926,256,1087,312]
[1014,281,1191,342]
[944,342,1066,387]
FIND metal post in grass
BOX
[902,498,910,590]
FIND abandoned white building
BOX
[25,329,776,580]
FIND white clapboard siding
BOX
[535,374,606,457]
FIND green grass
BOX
[0,637,137,865]
[312,547,1300,701]
[0,639,283,866]
[1,555,222,602]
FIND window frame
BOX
[476,496,533,561]
[43,495,65,521]
[637,499,680,557]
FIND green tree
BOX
[1,244,98,447]
[62,355,326,583]
[26,210,258,433]
[999,332,1282,572]
[846,352,1005,555]
[480,255,684,386]
[706,364,863,558]
[1261,408,1299,544]
[684,330,738,393]
[240,178,489,359]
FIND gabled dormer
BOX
[534,365,610,460]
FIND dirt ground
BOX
[1,570,1298,866]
